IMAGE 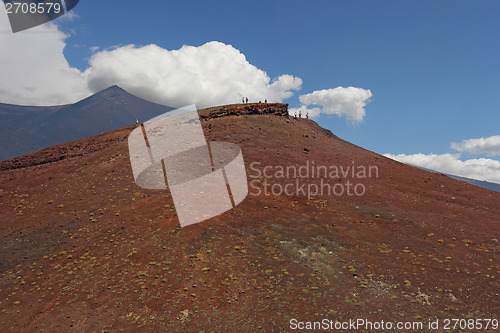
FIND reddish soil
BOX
[0,104,498,332]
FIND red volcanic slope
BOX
[0,104,498,332]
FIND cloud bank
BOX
[451,135,500,156]
[290,87,372,123]
[85,42,302,108]
[384,153,500,184]
[0,17,302,108]
[0,21,90,105]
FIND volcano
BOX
[0,85,174,161]
[0,101,498,332]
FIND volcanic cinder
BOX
[0,101,498,332]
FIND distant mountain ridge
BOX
[0,86,175,161]
[410,164,500,193]
[441,173,500,193]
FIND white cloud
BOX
[0,17,90,105]
[1,16,373,123]
[293,87,372,123]
[384,153,500,184]
[451,135,500,156]
[84,42,302,108]
[0,14,302,108]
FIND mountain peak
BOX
[0,86,175,160]
[105,85,125,92]
[94,85,128,96]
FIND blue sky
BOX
[1,0,499,182]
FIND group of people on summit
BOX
[242,97,267,104]
[240,96,309,119]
